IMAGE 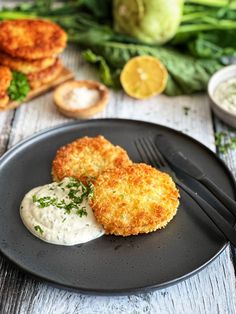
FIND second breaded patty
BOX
[0,52,56,74]
[0,19,67,60]
[0,66,12,92]
[52,135,132,183]
[27,58,62,89]
[90,163,180,236]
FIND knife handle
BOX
[177,180,236,247]
[200,176,236,217]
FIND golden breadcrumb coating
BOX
[0,66,12,92]
[90,163,180,236]
[0,52,56,74]
[27,58,62,89]
[0,92,9,109]
[0,19,67,60]
[52,135,132,183]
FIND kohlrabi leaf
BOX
[85,41,223,96]
[82,50,120,88]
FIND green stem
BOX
[186,0,236,8]
[177,21,236,33]
[181,10,216,22]
[0,11,37,19]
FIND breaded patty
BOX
[0,52,56,74]
[0,19,67,60]
[0,92,9,108]
[52,135,132,183]
[0,66,12,92]
[90,163,180,236]
[27,58,62,89]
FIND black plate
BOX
[0,119,235,295]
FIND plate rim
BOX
[0,118,235,295]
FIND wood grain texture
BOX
[0,46,236,314]
[0,112,14,155]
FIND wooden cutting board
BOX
[0,67,74,112]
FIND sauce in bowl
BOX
[214,77,236,115]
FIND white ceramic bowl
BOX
[208,64,236,128]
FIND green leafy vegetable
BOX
[1,0,236,97]
[188,31,236,59]
[8,71,30,102]
[82,50,117,87]
[82,42,222,96]
[172,0,236,61]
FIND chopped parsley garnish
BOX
[183,106,190,116]
[34,225,44,234]
[76,207,88,217]
[215,131,236,154]
[32,178,93,218]
[32,194,37,203]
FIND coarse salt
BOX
[64,87,100,110]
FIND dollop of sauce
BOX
[20,177,104,245]
[64,87,100,110]
[214,77,236,115]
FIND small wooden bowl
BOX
[53,80,109,119]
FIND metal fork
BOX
[135,137,236,247]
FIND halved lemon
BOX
[120,55,168,99]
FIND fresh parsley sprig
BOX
[8,71,30,102]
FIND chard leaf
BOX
[86,42,223,96]
[82,50,120,88]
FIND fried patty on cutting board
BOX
[0,19,67,60]
[0,52,56,74]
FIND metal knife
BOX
[155,134,236,217]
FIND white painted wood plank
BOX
[1,46,235,314]
[0,111,14,155]
[15,248,235,314]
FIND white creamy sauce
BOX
[214,77,236,115]
[64,87,100,110]
[20,177,104,245]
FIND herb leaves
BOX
[8,71,30,102]
[34,225,44,234]
[32,178,93,217]
[215,131,236,154]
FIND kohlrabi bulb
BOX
[113,0,184,44]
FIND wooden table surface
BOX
[1,47,236,314]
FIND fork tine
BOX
[139,138,159,168]
[142,137,161,168]
[134,139,151,165]
[146,138,167,167]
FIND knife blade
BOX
[155,134,236,217]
